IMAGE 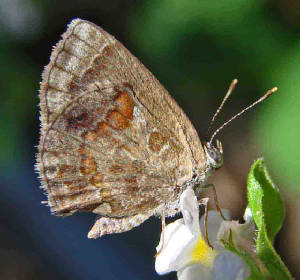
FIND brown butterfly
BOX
[36,19,275,238]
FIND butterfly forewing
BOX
[37,19,206,237]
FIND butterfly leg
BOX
[199,197,214,249]
[194,183,226,221]
[88,212,152,238]
[154,209,165,258]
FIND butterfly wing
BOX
[37,19,206,228]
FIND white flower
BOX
[155,189,253,280]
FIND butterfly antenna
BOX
[207,79,238,136]
[209,86,278,146]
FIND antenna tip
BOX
[271,87,278,92]
[265,87,278,98]
[228,79,238,91]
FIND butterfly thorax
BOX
[161,140,223,218]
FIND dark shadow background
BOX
[0,0,299,279]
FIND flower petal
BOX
[155,219,196,274]
[155,190,223,275]
[177,263,212,280]
[212,251,250,280]
[217,217,256,252]
[180,189,201,235]
[243,206,253,222]
[190,234,217,267]
[156,189,210,274]
[200,210,231,249]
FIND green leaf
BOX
[222,231,265,280]
[247,158,292,279]
[247,158,284,243]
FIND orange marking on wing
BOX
[100,188,112,199]
[124,176,137,184]
[81,121,111,142]
[56,169,63,179]
[109,164,124,174]
[115,91,135,119]
[148,132,166,152]
[64,181,72,187]
[96,121,111,137]
[56,164,74,179]
[84,130,98,142]
[78,144,88,155]
[103,46,113,57]
[80,155,97,175]
[90,173,103,188]
[106,110,130,130]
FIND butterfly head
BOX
[203,140,223,170]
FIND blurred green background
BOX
[0,0,299,279]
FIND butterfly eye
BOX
[209,149,217,161]
[205,144,223,169]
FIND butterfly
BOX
[36,18,275,238]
